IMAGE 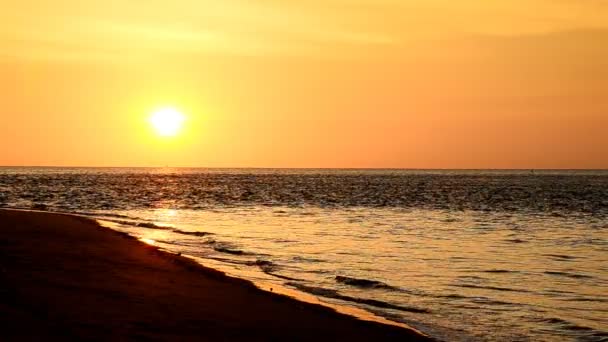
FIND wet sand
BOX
[0,209,430,341]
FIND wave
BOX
[438,294,469,300]
[213,246,249,255]
[135,222,174,230]
[204,256,250,265]
[263,271,301,281]
[95,218,174,230]
[544,271,593,279]
[481,269,518,274]
[451,283,532,293]
[437,293,517,306]
[286,282,430,314]
[73,211,141,220]
[172,229,213,237]
[561,297,608,303]
[335,276,397,290]
[469,297,516,306]
[238,259,304,281]
[292,256,327,263]
[542,254,579,261]
[504,238,527,244]
[532,316,607,337]
[247,259,277,272]
[97,217,214,238]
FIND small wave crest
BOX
[213,246,249,255]
[286,282,430,314]
[136,222,173,230]
[504,238,528,244]
[532,316,608,338]
[451,283,532,293]
[481,269,518,274]
[543,254,579,261]
[243,259,303,281]
[246,259,276,272]
[292,256,326,263]
[543,271,593,279]
[436,293,517,306]
[335,276,397,290]
[98,218,214,238]
[561,297,608,303]
[438,294,469,300]
[172,229,213,237]
[97,218,174,230]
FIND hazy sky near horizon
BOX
[1,0,607,168]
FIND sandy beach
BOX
[0,209,430,341]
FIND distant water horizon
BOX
[2,166,608,170]
[1,168,606,341]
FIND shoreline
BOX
[95,217,423,331]
[0,209,431,340]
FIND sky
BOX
[1,0,607,168]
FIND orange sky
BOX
[1,0,607,168]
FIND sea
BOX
[0,167,606,341]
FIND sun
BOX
[149,107,186,137]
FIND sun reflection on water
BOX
[140,238,157,246]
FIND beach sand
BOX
[0,209,430,341]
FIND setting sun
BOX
[149,108,186,137]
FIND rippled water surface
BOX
[1,168,607,341]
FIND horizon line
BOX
[1,165,607,171]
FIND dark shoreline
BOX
[0,209,430,341]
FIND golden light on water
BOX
[149,107,186,137]
[140,238,157,246]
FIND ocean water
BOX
[0,167,607,341]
